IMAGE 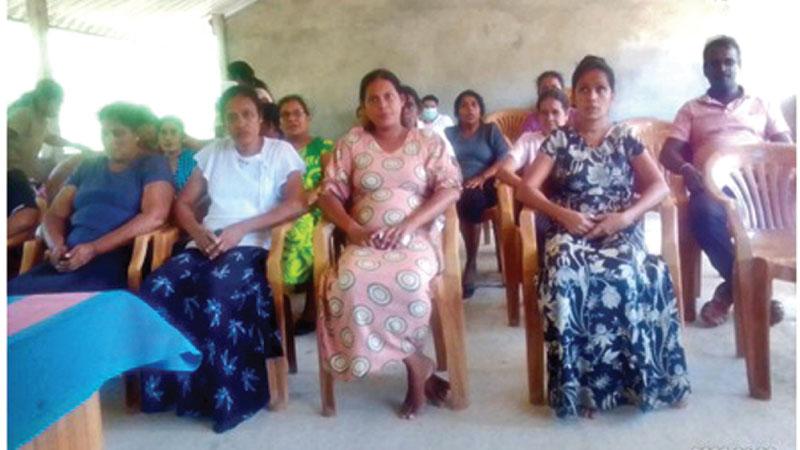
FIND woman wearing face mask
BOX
[497,88,570,188]
[517,56,690,418]
[8,103,174,294]
[157,116,197,191]
[445,89,509,298]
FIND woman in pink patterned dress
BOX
[317,69,462,419]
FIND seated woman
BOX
[277,94,334,333]
[317,69,461,419]
[444,90,508,297]
[157,116,197,191]
[137,85,306,433]
[496,88,569,188]
[8,103,173,295]
[517,56,690,418]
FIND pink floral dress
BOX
[319,127,462,380]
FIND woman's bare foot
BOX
[424,374,451,407]
[399,353,436,419]
[579,408,595,419]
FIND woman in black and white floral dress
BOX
[518,56,690,418]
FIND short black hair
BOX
[536,71,564,90]
[571,55,615,92]
[97,102,152,131]
[453,89,486,122]
[399,84,421,108]
[703,35,741,63]
[217,85,262,117]
[421,94,439,104]
[536,88,570,111]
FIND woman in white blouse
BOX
[136,85,306,433]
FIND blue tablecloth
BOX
[8,290,201,449]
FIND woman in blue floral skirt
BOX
[137,85,306,432]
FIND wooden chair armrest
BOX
[519,208,539,282]
[312,219,337,292]
[19,238,46,275]
[442,205,462,289]
[266,221,294,289]
[128,230,159,291]
[153,226,181,270]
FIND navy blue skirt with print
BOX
[138,247,282,433]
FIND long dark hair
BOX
[358,68,403,131]
[571,55,615,92]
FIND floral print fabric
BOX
[537,124,690,417]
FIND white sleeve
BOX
[273,141,306,196]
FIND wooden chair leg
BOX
[436,276,469,410]
[493,220,503,273]
[732,264,747,358]
[124,372,141,413]
[523,273,546,405]
[283,293,298,374]
[740,258,772,400]
[430,291,448,372]
[503,230,521,327]
[267,358,289,410]
[316,330,336,416]
[482,220,491,245]
[267,284,289,410]
[678,207,700,323]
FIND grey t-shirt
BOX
[445,122,509,181]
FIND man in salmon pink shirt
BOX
[659,35,793,327]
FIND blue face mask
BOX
[421,107,439,122]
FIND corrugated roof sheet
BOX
[7,0,258,38]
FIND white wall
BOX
[226,0,797,139]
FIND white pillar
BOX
[210,14,228,83]
[26,0,51,78]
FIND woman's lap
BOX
[8,249,130,295]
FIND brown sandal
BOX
[700,298,731,327]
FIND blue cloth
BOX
[138,247,283,433]
[173,149,197,190]
[8,290,201,449]
[67,153,172,247]
[445,122,509,180]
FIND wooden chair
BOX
[485,108,530,144]
[312,205,469,416]
[153,223,293,410]
[520,119,685,404]
[704,143,796,400]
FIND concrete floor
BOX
[100,217,796,450]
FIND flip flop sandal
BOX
[700,298,731,328]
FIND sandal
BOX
[700,282,733,327]
[462,283,476,299]
[770,300,784,326]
